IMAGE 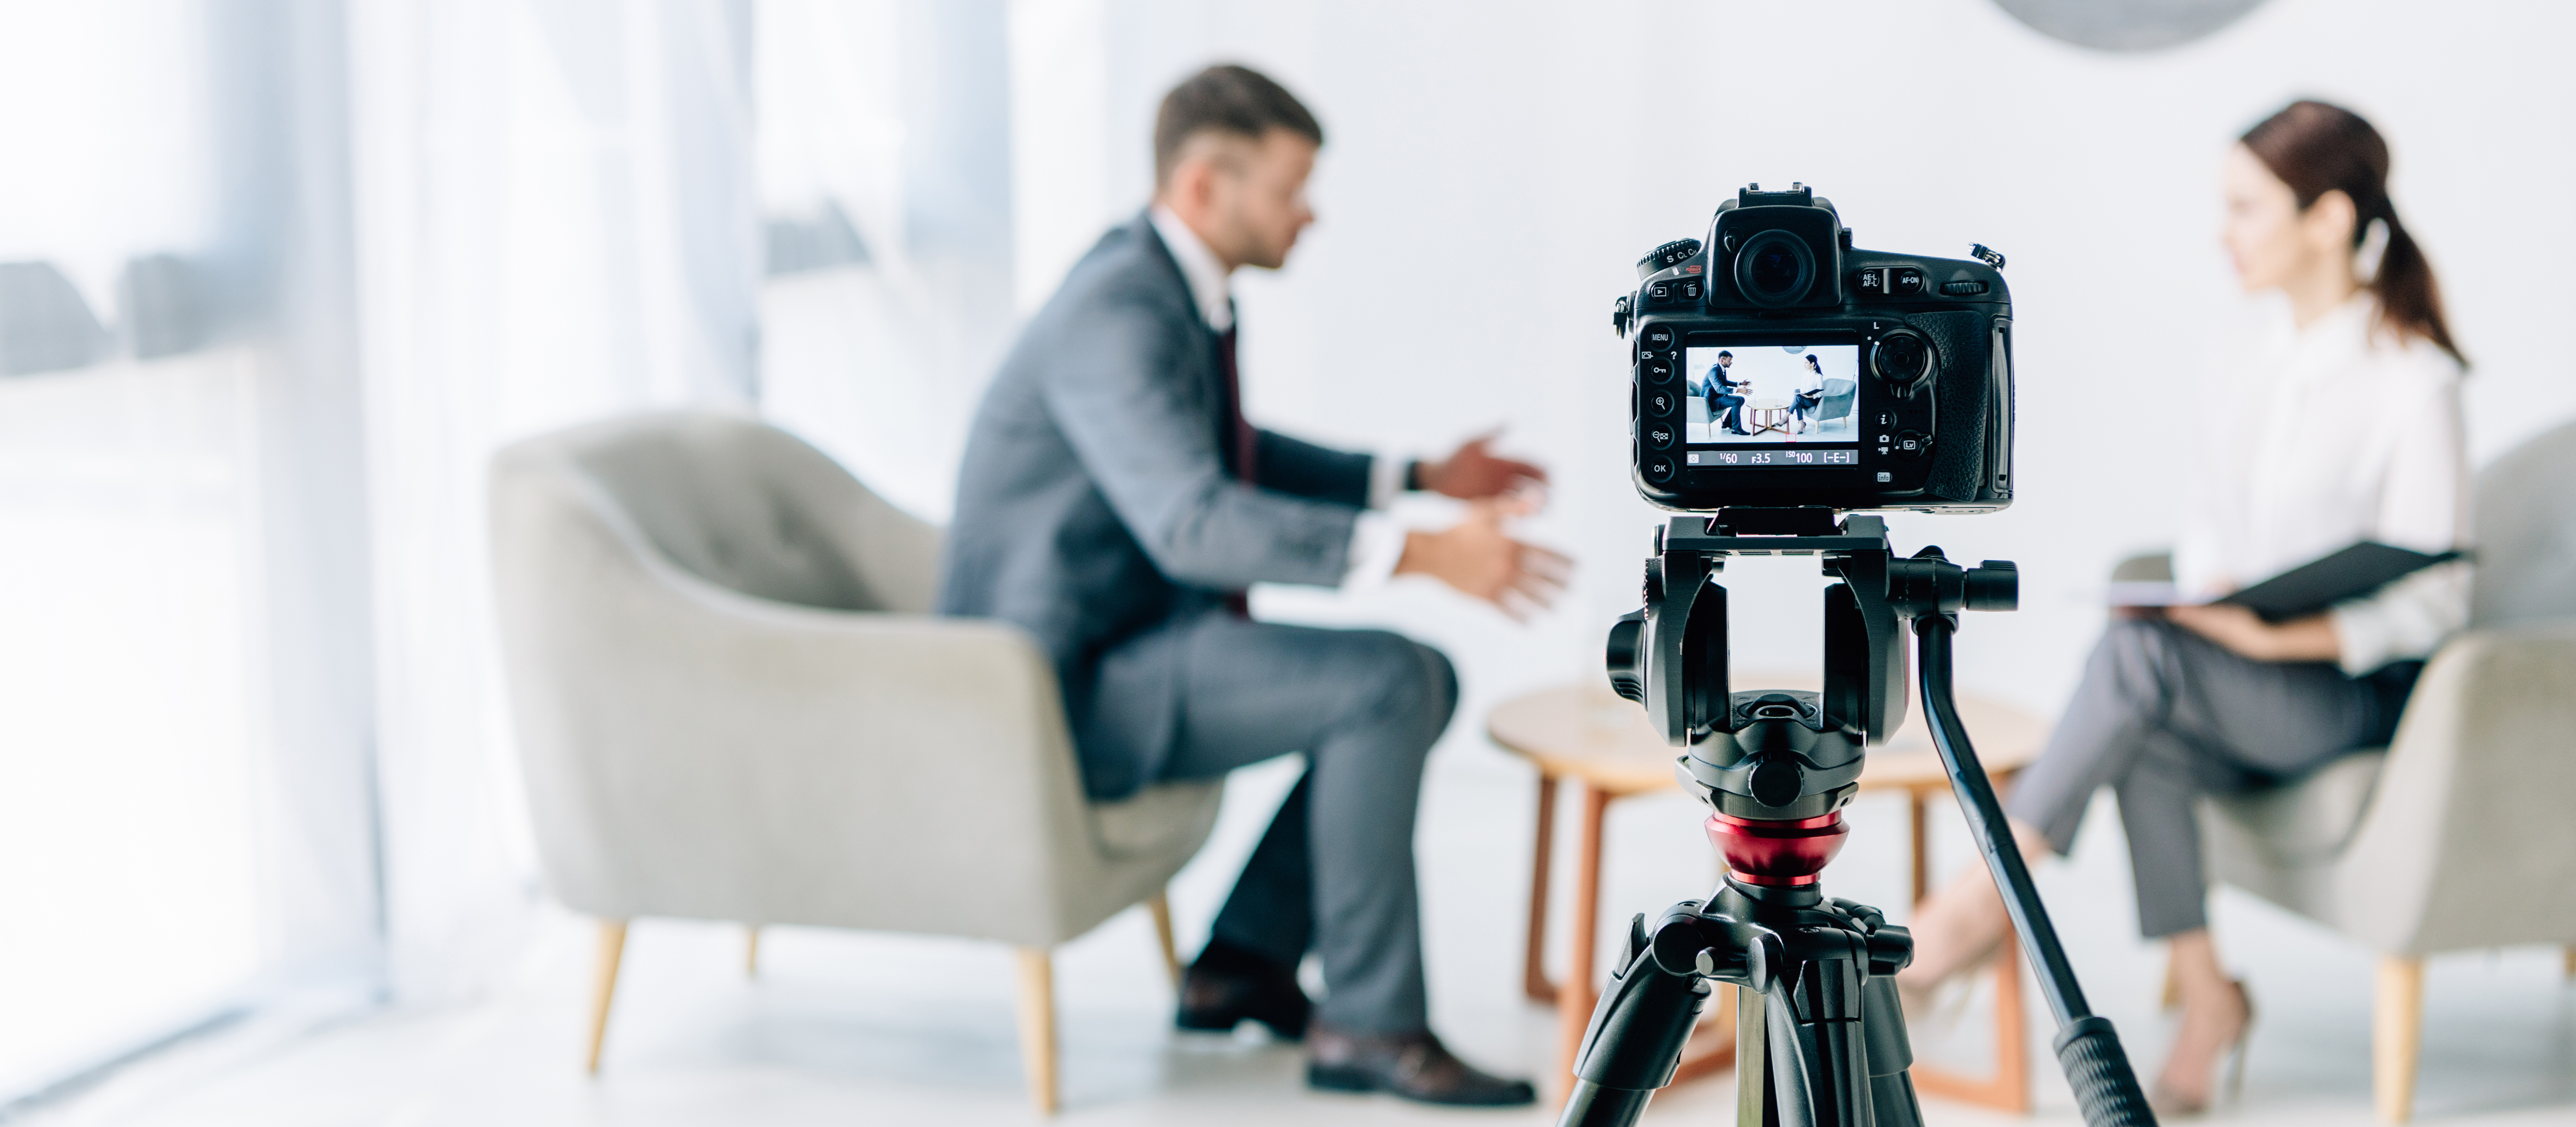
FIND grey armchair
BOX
[489,410,1224,1114]
[1816,377,1857,425]
[2177,419,2576,1123]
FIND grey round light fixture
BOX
[1992,0,2272,51]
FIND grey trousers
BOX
[1147,615,1457,1035]
[2002,618,2380,938]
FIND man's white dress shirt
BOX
[1148,205,1409,589]
[2172,294,2470,674]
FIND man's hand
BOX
[1394,498,1570,620]
[2163,603,2340,663]
[1416,430,1547,501]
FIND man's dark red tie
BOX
[1218,326,1256,616]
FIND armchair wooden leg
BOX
[2563,945,2575,980]
[587,919,628,1074]
[745,926,761,978]
[2374,954,2423,1124]
[1015,947,1060,1115]
[1148,892,1181,987]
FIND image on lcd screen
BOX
[1685,344,1861,447]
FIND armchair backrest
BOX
[567,411,941,614]
[2470,419,2576,628]
[1819,378,1856,413]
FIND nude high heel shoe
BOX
[2148,979,2254,1118]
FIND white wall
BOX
[1003,0,2576,721]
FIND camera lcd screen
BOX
[1683,343,1862,467]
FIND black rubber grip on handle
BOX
[2054,1017,2157,1127]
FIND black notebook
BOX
[2218,542,2464,621]
[2107,541,2464,619]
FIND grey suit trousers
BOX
[1119,612,1457,1035]
[2004,618,2389,937]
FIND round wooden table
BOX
[1740,397,1793,435]
[1489,674,2047,1109]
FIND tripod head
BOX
[1605,507,2016,820]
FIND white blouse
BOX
[2172,294,2471,675]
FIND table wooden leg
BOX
[1554,784,1612,1090]
[1524,774,1560,1005]
[1909,788,1930,907]
[1911,930,2032,1113]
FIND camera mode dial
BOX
[1636,239,1702,279]
[1869,329,1935,398]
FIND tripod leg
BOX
[1761,985,1823,1127]
[1556,934,1708,1127]
[1736,984,1771,1127]
[1863,974,1925,1127]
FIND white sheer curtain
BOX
[346,0,759,999]
[0,1,378,1100]
[754,0,1015,523]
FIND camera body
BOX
[1616,184,2016,513]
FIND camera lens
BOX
[1733,230,1815,307]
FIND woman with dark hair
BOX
[1898,100,2469,1115]
[1790,353,1827,433]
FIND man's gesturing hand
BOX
[1416,430,1547,501]
[1394,498,1572,620]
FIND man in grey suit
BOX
[940,65,1563,1107]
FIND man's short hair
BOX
[1154,64,1324,187]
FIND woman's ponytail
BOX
[2242,100,2464,366]
[2368,212,2458,362]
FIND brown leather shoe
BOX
[1175,938,1310,1041]
[1306,1023,1537,1107]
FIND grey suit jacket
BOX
[940,212,1377,797]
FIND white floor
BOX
[24,740,2576,1126]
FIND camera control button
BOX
[1644,421,1678,449]
[1678,279,1703,300]
[1648,281,1673,301]
[1641,324,1678,351]
[1644,389,1680,417]
[1643,455,1678,483]
[1893,268,1926,295]
[1643,359,1674,383]
[1894,430,1931,459]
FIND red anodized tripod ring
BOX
[1706,810,1849,887]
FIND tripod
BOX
[1562,509,2155,1127]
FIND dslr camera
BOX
[1615,183,2015,512]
